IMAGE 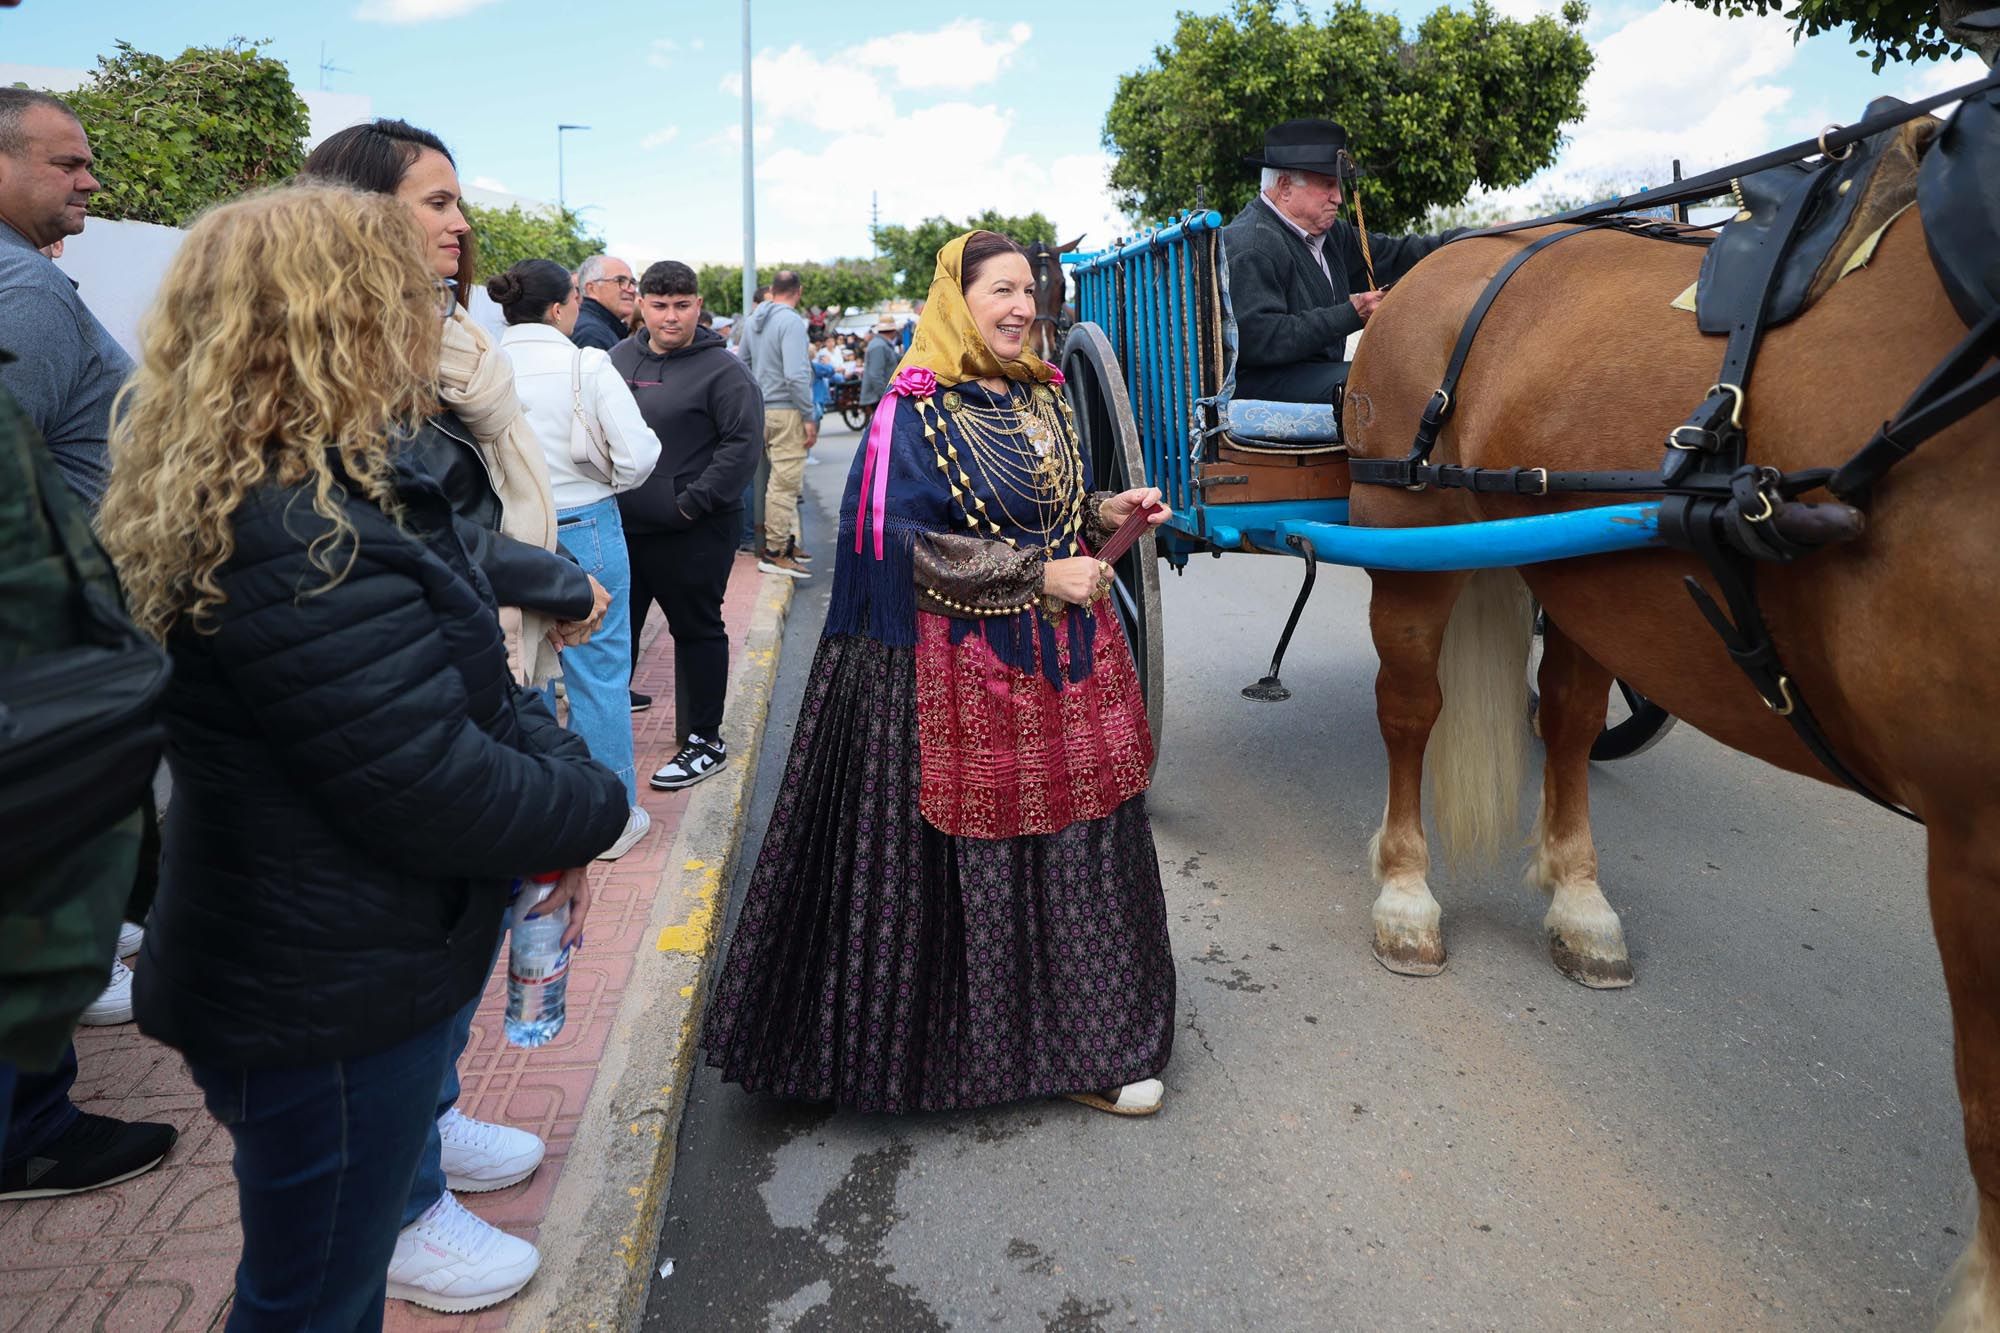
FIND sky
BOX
[2,0,1984,270]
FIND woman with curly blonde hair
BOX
[99,185,625,1331]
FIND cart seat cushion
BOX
[1223,397,1342,446]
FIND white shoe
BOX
[116,923,144,957]
[1063,1077,1164,1117]
[596,805,652,861]
[439,1108,544,1193]
[386,1192,540,1313]
[78,959,134,1026]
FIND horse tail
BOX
[1428,568,1535,866]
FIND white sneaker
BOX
[438,1108,544,1192]
[386,1192,540,1313]
[78,959,134,1026]
[595,805,652,861]
[116,923,144,957]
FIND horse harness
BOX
[1349,57,2000,823]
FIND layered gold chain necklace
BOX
[914,382,1085,555]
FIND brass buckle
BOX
[1743,489,1775,523]
[1528,467,1549,496]
[1818,124,1855,162]
[1667,425,1711,451]
[1707,382,1746,429]
[1765,674,1797,717]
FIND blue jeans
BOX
[547,497,635,802]
[188,1016,453,1332]
[401,929,503,1229]
[1,1042,80,1170]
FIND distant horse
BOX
[1025,234,1085,362]
[1343,176,2000,1318]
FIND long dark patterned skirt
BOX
[702,634,1175,1113]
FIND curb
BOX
[510,568,797,1333]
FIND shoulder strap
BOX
[568,349,614,485]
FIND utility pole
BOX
[871,190,880,258]
[557,124,590,215]
[740,0,757,319]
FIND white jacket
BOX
[499,322,662,510]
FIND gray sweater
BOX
[741,299,812,415]
[0,221,133,511]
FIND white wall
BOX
[53,218,185,361]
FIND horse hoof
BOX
[1373,936,1446,977]
[1547,931,1634,989]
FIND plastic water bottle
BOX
[504,873,570,1048]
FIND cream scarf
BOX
[438,310,563,686]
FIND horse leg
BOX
[1366,570,1469,976]
[1928,822,2000,1330]
[1528,621,1633,988]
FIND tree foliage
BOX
[874,210,1059,298]
[59,40,309,227]
[1668,0,1976,70]
[462,204,603,282]
[693,258,898,318]
[1102,0,1595,233]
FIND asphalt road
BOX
[646,422,1955,1332]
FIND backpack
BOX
[0,424,169,867]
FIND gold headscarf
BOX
[897,231,1055,389]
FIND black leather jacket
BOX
[405,409,593,620]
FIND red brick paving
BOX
[0,555,766,1332]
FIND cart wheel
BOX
[1060,323,1164,762]
[840,406,869,432]
[1591,680,1677,761]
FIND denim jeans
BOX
[544,496,636,803]
[401,927,504,1229]
[188,1016,453,1332]
[1,1042,79,1170]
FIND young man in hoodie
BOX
[610,261,764,790]
[740,269,815,579]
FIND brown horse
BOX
[1342,204,2000,1319]
[1026,234,1085,362]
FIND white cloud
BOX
[641,126,681,150]
[354,0,500,22]
[723,45,896,132]
[690,38,705,52]
[470,174,509,192]
[850,20,1032,91]
[647,39,677,70]
[1895,49,1987,115]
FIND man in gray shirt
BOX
[740,269,815,578]
[0,90,132,512]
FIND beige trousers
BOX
[762,408,809,552]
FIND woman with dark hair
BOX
[702,231,1178,1118]
[488,259,661,860]
[300,120,606,1315]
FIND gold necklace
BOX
[915,384,1085,554]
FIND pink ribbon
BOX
[857,394,899,559]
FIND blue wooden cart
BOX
[1058,209,1676,758]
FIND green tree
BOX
[692,258,896,318]
[1669,0,1982,70]
[874,210,1058,298]
[1102,0,1594,233]
[462,203,603,281]
[60,40,310,226]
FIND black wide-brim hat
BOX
[1242,118,1350,176]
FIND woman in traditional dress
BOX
[703,230,1176,1117]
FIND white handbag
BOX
[568,349,615,485]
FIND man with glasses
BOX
[1224,118,1460,404]
[572,254,637,352]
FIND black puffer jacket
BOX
[135,454,626,1069]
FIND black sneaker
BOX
[629,690,652,713]
[649,735,727,790]
[0,1112,177,1200]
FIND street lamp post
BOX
[740,0,756,320]
[557,123,590,214]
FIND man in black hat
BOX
[1223,118,1462,404]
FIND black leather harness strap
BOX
[1830,304,2000,504]
[1350,224,1603,490]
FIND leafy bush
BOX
[60,40,310,227]
[463,203,603,281]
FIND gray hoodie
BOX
[741,298,813,416]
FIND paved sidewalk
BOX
[0,554,780,1332]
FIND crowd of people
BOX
[2,95,1199,1330]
